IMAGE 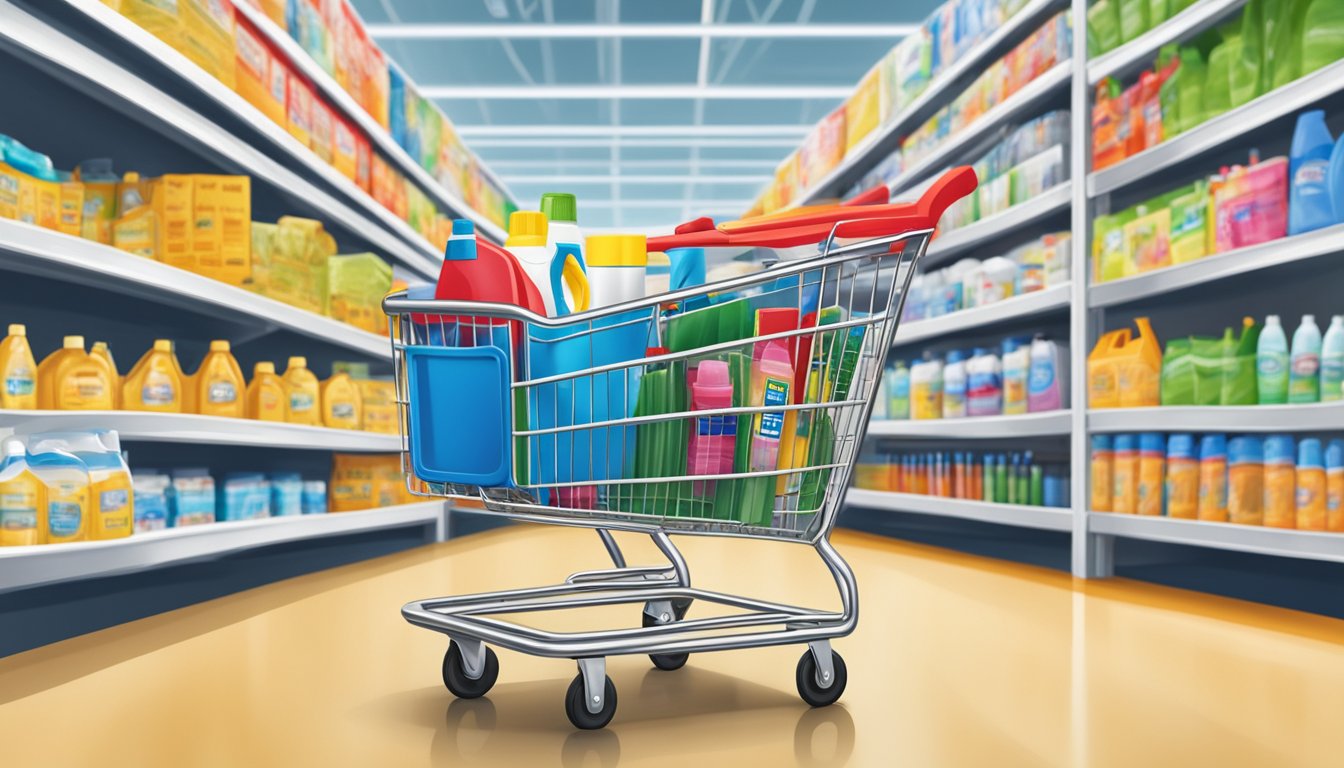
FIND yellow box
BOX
[233,15,287,126]
[30,174,61,231]
[332,117,359,183]
[151,174,194,270]
[845,64,882,153]
[189,174,249,284]
[58,178,83,237]
[180,0,236,89]
[330,454,406,512]
[0,162,20,220]
[355,379,397,434]
[192,174,221,275]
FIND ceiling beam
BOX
[453,124,810,137]
[423,84,850,99]
[466,137,800,147]
[368,22,917,40]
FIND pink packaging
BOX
[688,360,736,495]
[1217,156,1288,251]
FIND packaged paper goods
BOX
[328,252,393,334]
[329,453,410,512]
[247,216,334,315]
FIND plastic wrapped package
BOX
[328,252,393,333]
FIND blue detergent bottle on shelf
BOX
[1289,110,1336,235]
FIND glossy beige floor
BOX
[3,526,1344,767]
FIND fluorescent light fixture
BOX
[368,23,918,40]
[422,85,850,99]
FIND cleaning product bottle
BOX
[748,340,793,472]
[1137,432,1166,516]
[1228,436,1265,526]
[910,352,943,420]
[1327,438,1344,532]
[38,431,133,541]
[1258,315,1290,404]
[1289,314,1323,403]
[192,340,245,418]
[1001,337,1030,415]
[1331,130,1344,224]
[40,336,116,411]
[434,219,547,347]
[585,234,647,308]
[1166,433,1199,519]
[1197,434,1229,522]
[1028,335,1066,412]
[0,324,37,410]
[0,437,44,546]
[321,367,364,430]
[540,192,586,263]
[89,341,120,409]
[246,361,286,421]
[1091,435,1113,512]
[75,158,120,245]
[505,211,589,317]
[1112,434,1138,514]
[942,350,968,419]
[123,339,183,412]
[1320,315,1344,401]
[889,360,911,419]
[1297,438,1328,530]
[667,247,706,291]
[966,348,1003,417]
[1263,435,1297,528]
[282,356,320,425]
[1289,110,1336,235]
[687,359,735,495]
[28,443,89,544]
[111,171,157,259]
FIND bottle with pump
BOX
[321,366,364,430]
[282,356,320,425]
[123,339,183,412]
[192,341,246,418]
[246,361,287,421]
[0,324,37,410]
[1289,314,1323,403]
[1257,315,1289,404]
[1320,315,1344,402]
[0,437,44,546]
[1289,110,1336,235]
[505,211,590,317]
[89,341,120,409]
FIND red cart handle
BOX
[647,166,977,251]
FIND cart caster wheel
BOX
[796,648,847,707]
[643,606,689,671]
[442,642,498,699]
[565,673,618,730]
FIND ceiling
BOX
[349,0,938,230]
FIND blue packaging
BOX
[219,473,270,522]
[667,248,706,291]
[271,473,303,517]
[131,470,169,533]
[169,469,215,527]
[1289,110,1337,235]
[302,481,327,515]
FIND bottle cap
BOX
[153,339,172,352]
[1140,433,1165,454]
[1264,435,1296,464]
[586,234,648,267]
[7,324,24,336]
[1303,314,1316,325]
[451,219,474,236]
[946,349,964,364]
[287,356,307,369]
[506,211,548,246]
[210,340,230,352]
[1327,439,1344,468]
[1114,434,1136,452]
[254,361,276,375]
[1228,436,1263,465]
[63,335,84,349]
[540,192,578,224]
[1199,434,1226,459]
[1091,434,1112,452]
[1167,433,1195,459]
[1299,438,1324,468]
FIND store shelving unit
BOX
[231,0,509,243]
[847,489,1073,532]
[1086,0,1249,83]
[2,0,441,278]
[0,411,401,451]
[1088,512,1344,564]
[895,283,1071,346]
[925,183,1073,264]
[0,501,446,594]
[0,218,389,358]
[1089,403,1344,433]
[870,411,1072,439]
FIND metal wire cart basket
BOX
[383,167,976,729]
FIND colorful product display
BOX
[903,231,1071,323]
[886,333,1067,420]
[854,449,1069,508]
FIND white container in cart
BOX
[384,166,979,731]
[585,234,648,307]
[506,211,589,316]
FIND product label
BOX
[1028,361,1055,394]
[142,370,176,406]
[1297,485,1320,508]
[61,373,108,407]
[696,414,735,437]
[1295,160,1329,187]
[0,491,37,531]
[332,403,356,420]
[1291,353,1320,377]
[290,391,315,413]
[1323,358,1344,401]
[49,500,81,538]
[100,489,129,514]
[5,366,34,396]
[756,378,789,440]
[208,381,238,404]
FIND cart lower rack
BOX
[384,168,976,729]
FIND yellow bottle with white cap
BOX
[0,324,38,409]
[283,356,320,425]
[246,361,287,422]
[123,339,183,412]
[192,340,246,418]
[38,336,116,410]
[585,235,648,307]
[89,341,120,409]
[505,210,589,317]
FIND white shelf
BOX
[926,183,1072,263]
[1089,403,1344,433]
[1089,511,1344,564]
[896,283,1071,346]
[231,1,508,242]
[0,501,444,593]
[0,410,402,452]
[5,0,440,278]
[868,410,1072,439]
[0,218,389,358]
[1087,0,1249,84]
[1088,223,1344,308]
[795,0,1069,205]
[1089,60,1344,197]
[846,489,1074,531]
[889,61,1072,197]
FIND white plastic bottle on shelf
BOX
[943,350,967,419]
[1320,315,1344,402]
[1258,315,1290,404]
[910,352,943,420]
[1289,314,1323,404]
[1001,336,1031,415]
[966,348,1003,417]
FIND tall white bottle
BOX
[1321,315,1344,402]
[1257,315,1289,405]
[1289,314,1323,404]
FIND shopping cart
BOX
[383,167,976,729]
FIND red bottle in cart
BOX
[432,220,546,349]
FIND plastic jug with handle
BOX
[432,219,546,350]
[1087,329,1130,409]
[0,324,37,410]
[246,361,286,421]
[541,192,587,267]
[123,339,184,413]
[282,356,320,426]
[89,341,120,409]
[0,437,44,546]
[506,211,589,317]
[192,340,246,418]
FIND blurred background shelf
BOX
[869,411,1072,439]
[1089,403,1344,433]
[925,183,1072,265]
[1087,0,1249,84]
[1089,511,1344,564]
[895,284,1071,346]
[847,489,1073,531]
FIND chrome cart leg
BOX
[595,528,626,568]
[566,657,618,729]
[650,530,690,588]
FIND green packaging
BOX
[1266,0,1310,90]
[1168,181,1209,264]
[1303,0,1344,76]
[1221,318,1261,406]
[1233,7,1264,106]
[1160,338,1196,406]
[1204,35,1237,118]
[1119,0,1151,44]
[1088,0,1122,56]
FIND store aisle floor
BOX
[3,525,1343,767]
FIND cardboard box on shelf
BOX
[233,12,287,126]
[286,70,316,147]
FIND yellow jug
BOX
[0,324,38,410]
[282,356,320,425]
[192,340,246,418]
[90,341,120,409]
[246,361,287,422]
[123,339,183,412]
[40,336,116,410]
[0,438,45,546]
[320,371,363,430]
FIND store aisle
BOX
[2,525,1342,767]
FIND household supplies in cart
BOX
[384,168,977,730]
